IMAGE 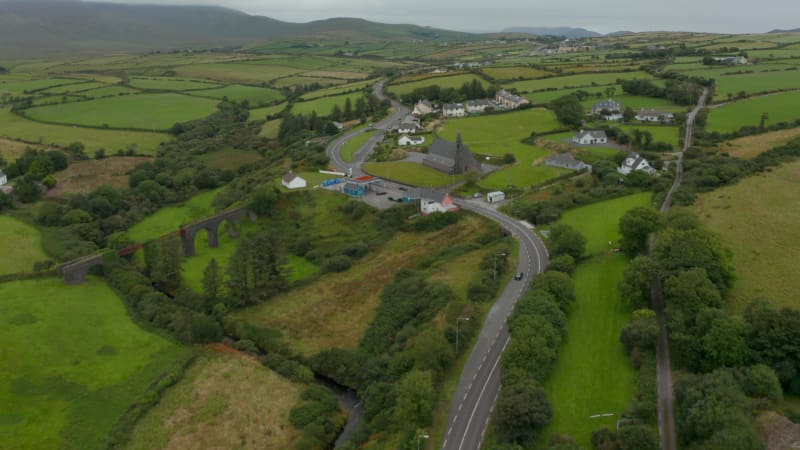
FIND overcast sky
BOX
[95,0,799,34]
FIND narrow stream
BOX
[315,376,363,447]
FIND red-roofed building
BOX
[420,191,460,215]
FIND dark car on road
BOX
[514,272,524,280]
[375,191,387,195]
[398,186,408,191]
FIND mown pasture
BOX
[617,124,681,147]
[0,277,186,450]
[713,70,800,99]
[692,160,800,313]
[300,79,372,100]
[481,66,552,80]
[387,74,487,96]
[124,351,303,450]
[246,103,287,122]
[23,93,219,131]
[127,77,221,91]
[0,108,169,154]
[706,91,800,133]
[362,161,459,187]
[341,130,378,162]
[174,63,305,84]
[508,71,652,93]
[540,193,652,446]
[0,216,48,275]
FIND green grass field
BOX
[175,63,304,84]
[127,77,221,91]
[247,103,287,122]
[0,108,170,154]
[341,130,378,162]
[128,189,221,242]
[291,92,365,117]
[479,146,567,190]
[0,216,48,275]
[188,84,283,105]
[260,119,282,138]
[387,74,487,96]
[24,93,219,131]
[81,86,140,98]
[581,94,685,113]
[300,79,372,100]
[362,161,459,187]
[39,81,109,95]
[508,71,652,93]
[539,255,636,447]
[438,108,562,156]
[0,277,186,450]
[526,85,620,105]
[692,160,800,312]
[714,70,800,98]
[0,78,85,95]
[539,192,653,446]
[557,192,653,255]
[482,66,552,80]
[706,91,800,133]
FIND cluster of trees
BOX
[3,148,69,203]
[492,225,583,447]
[289,386,346,450]
[327,93,388,123]
[619,76,710,106]
[549,94,584,128]
[617,209,793,449]
[466,246,513,302]
[601,125,676,152]
[398,79,497,105]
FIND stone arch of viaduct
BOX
[59,207,253,284]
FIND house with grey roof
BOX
[545,153,592,172]
[572,130,608,145]
[443,103,466,118]
[617,153,656,176]
[591,99,622,115]
[423,133,481,175]
[281,173,307,189]
[466,99,492,114]
[413,99,435,116]
[495,90,529,109]
[635,109,675,123]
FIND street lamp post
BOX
[493,252,507,281]
[456,317,471,354]
[417,433,429,450]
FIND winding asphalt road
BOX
[325,81,550,450]
[651,88,708,450]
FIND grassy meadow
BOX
[231,215,489,356]
[508,71,652,93]
[706,91,800,133]
[246,103,287,122]
[539,193,653,446]
[713,70,800,99]
[341,129,378,162]
[617,124,681,147]
[0,108,170,154]
[291,92,365,117]
[24,93,219,131]
[0,216,48,275]
[387,74,487,96]
[127,77,222,91]
[125,351,303,450]
[0,277,186,450]
[187,84,283,105]
[718,128,800,159]
[362,161,459,187]
[692,160,800,312]
[127,189,221,242]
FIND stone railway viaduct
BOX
[59,207,252,284]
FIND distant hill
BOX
[502,26,602,38]
[768,28,800,33]
[606,31,635,37]
[0,0,475,57]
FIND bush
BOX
[321,255,352,273]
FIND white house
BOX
[617,153,657,176]
[442,103,466,118]
[466,99,492,114]
[398,135,426,146]
[591,99,622,115]
[714,55,748,65]
[572,130,608,145]
[420,191,460,215]
[281,173,307,189]
[0,170,6,186]
[487,191,505,203]
[635,109,675,123]
[398,122,423,134]
[331,121,344,130]
[413,99,435,116]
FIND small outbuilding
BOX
[487,191,505,203]
[420,191,460,215]
[281,173,307,189]
[545,153,592,172]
